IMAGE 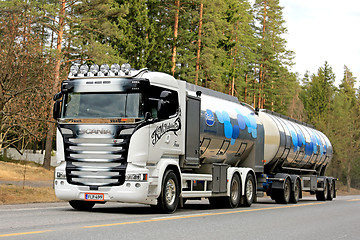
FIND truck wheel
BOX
[69,201,95,211]
[240,173,255,207]
[327,180,335,201]
[275,178,291,204]
[289,179,301,203]
[316,179,328,201]
[157,170,180,213]
[227,174,241,208]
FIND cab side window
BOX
[148,86,179,119]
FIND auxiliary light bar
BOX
[68,63,132,78]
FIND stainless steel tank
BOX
[187,83,332,175]
[196,93,259,166]
[259,109,333,174]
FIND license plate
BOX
[84,193,104,201]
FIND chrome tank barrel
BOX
[198,94,259,166]
[259,109,333,173]
[188,82,333,174]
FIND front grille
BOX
[64,136,130,187]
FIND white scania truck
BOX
[53,63,336,213]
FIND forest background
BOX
[0,0,359,192]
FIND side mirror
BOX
[53,92,63,101]
[53,100,61,119]
[144,112,152,121]
[157,99,170,119]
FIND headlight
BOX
[56,171,66,179]
[125,173,148,181]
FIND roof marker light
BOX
[121,63,131,75]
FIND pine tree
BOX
[300,61,335,127]
[326,66,359,192]
[222,0,257,100]
[252,0,294,109]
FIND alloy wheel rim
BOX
[165,179,176,205]
[246,179,253,200]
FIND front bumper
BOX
[54,179,156,205]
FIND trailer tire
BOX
[289,178,301,203]
[69,201,95,211]
[274,178,291,204]
[327,180,335,201]
[157,170,180,213]
[240,173,255,207]
[316,179,328,201]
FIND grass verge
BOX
[0,185,58,204]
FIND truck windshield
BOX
[62,92,144,119]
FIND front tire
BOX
[157,170,180,213]
[69,201,95,211]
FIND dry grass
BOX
[0,161,54,181]
[0,185,58,204]
[0,160,58,205]
[336,182,360,196]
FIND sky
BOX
[280,0,360,87]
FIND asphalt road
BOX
[0,195,359,240]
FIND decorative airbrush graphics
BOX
[206,109,258,145]
[287,122,328,158]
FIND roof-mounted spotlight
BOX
[110,63,120,76]
[69,65,79,76]
[79,64,89,75]
[100,64,110,76]
[89,64,99,76]
[121,63,131,75]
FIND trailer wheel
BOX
[275,178,291,204]
[69,201,95,211]
[327,180,335,201]
[227,174,241,208]
[316,179,328,201]
[289,179,301,203]
[240,173,255,207]
[157,170,180,213]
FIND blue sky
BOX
[281,0,360,86]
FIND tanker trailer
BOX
[257,109,335,203]
[185,83,336,205]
